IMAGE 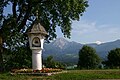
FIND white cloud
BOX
[72,21,97,34]
[71,20,120,44]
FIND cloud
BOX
[71,20,120,43]
[72,21,97,34]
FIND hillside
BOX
[43,38,120,64]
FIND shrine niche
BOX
[32,37,41,47]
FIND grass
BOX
[0,69,120,80]
[0,72,29,80]
[48,69,120,80]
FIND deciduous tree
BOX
[106,48,120,68]
[0,0,88,71]
[78,45,101,69]
[44,55,65,69]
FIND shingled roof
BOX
[28,22,48,35]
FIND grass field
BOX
[0,69,120,80]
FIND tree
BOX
[4,46,32,70]
[44,56,55,68]
[78,45,101,69]
[44,55,65,69]
[0,36,3,71]
[0,0,88,71]
[0,0,4,71]
[106,48,120,68]
[0,0,88,42]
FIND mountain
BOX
[95,39,120,59]
[43,38,120,65]
[51,38,69,49]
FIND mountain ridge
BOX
[43,38,120,64]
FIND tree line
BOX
[1,44,120,71]
[77,45,120,69]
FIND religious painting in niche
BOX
[32,37,41,47]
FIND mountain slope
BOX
[95,39,120,59]
[43,38,120,64]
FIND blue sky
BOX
[65,0,120,44]
[4,0,120,44]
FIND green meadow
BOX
[1,69,120,80]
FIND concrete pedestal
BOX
[32,49,42,70]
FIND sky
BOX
[4,0,120,44]
[63,0,120,44]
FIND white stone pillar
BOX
[32,49,42,70]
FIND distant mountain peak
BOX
[95,41,102,45]
[56,38,68,42]
[52,38,69,49]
